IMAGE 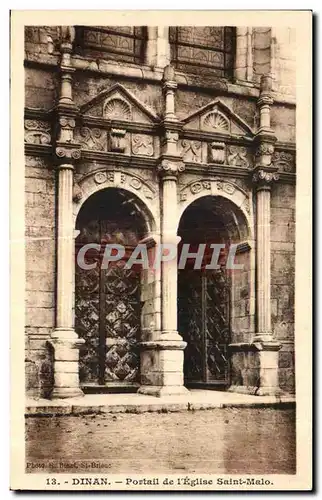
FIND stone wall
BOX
[25,156,56,397]
[271,183,296,393]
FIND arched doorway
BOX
[177,195,250,389]
[74,188,150,392]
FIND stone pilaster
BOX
[252,74,281,395]
[138,66,188,396]
[235,27,253,82]
[229,74,281,397]
[162,65,178,123]
[138,160,188,397]
[146,27,170,68]
[48,26,84,399]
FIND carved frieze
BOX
[94,171,115,184]
[190,180,211,194]
[227,145,250,168]
[131,134,154,156]
[75,127,108,151]
[180,140,202,163]
[120,172,156,200]
[217,180,236,195]
[272,151,295,173]
[24,120,51,145]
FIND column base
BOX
[51,387,84,400]
[48,329,85,400]
[229,339,281,396]
[137,385,189,397]
[139,334,187,397]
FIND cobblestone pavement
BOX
[26,408,295,475]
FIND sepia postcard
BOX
[10,9,312,491]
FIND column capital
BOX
[157,159,185,180]
[252,166,279,189]
[55,143,81,164]
[162,80,178,93]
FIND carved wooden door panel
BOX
[178,267,230,387]
[75,220,141,388]
[103,262,141,384]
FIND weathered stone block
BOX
[25,307,55,328]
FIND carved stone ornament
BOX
[55,146,81,160]
[131,134,154,156]
[120,172,155,200]
[76,127,108,152]
[272,151,294,173]
[72,183,83,202]
[24,120,51,145]
[157,160,185,178]
[202,110,230,132]
[209,142,225,164]
[58,117,76,143]
[252,168,279,184]
[217,180,236,195]
[94,171,114,184]
[227,145,250,168]
[256,143,275,156]
[165,130,179,143]
[104,98,132,121]
[181,140,202,163]
[190,180,211,194]
[109,128,127,153]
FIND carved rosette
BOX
[157,160,185,180]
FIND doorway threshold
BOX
[25,390,295,417]
[82,383,139,395]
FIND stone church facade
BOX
[24,26,296,399]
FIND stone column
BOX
[158,161,184,339]
[138,65,188,397]
[50,160,84,399]
[252,74,281,396]
[48,25,84,399]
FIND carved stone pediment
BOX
[80,83,159,125]
[182,99,254,138]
